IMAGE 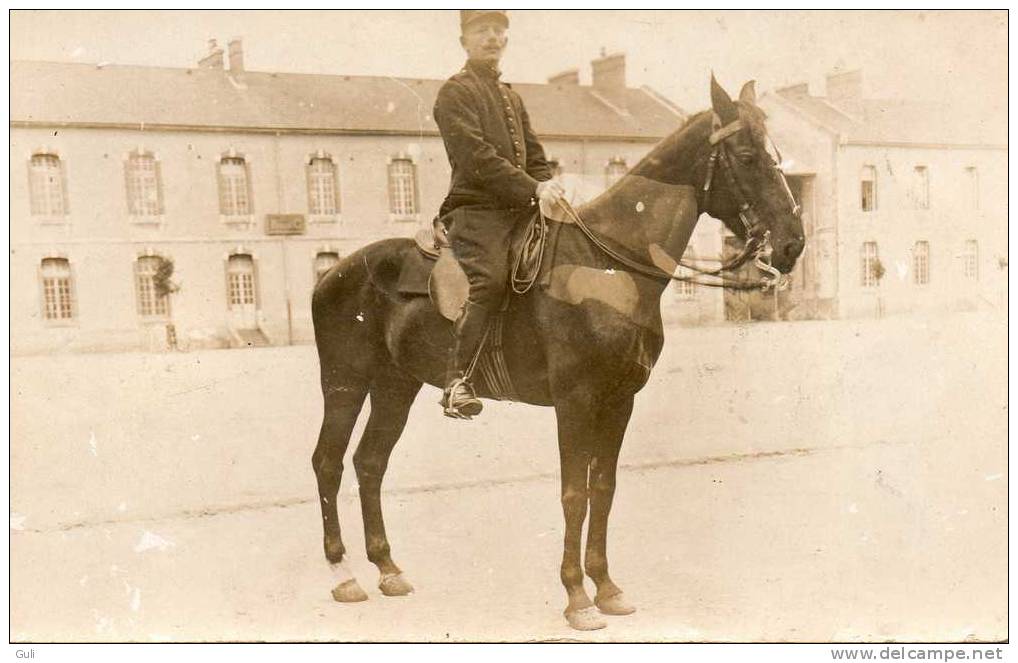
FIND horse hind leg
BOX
[312,377,370,602]
[353,370,421,597]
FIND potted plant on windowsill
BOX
[153,256,181,349]
[870,257,886,318]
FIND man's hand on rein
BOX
[536,179,566,207]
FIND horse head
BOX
[698,76,805,275]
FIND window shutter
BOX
[305,160,315,215]
[124,158,135,215]
[412,162,419,214]
[245,162,254,214]
[59,158,69,215]
[26,161,36,215]
[155,159,165,215]
[333,161,341,215]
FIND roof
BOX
[10,60,686,141]
[767,88,1006,148]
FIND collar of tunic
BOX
[465,58,502,80]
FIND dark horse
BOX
[311,77,805,631]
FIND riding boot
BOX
[441,300,489,419]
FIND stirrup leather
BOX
[442,377,483,420]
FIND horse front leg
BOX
[585,395,637,616]
[554,400,606,631]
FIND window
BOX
[125,151,163,217]
[134,256,171,318]
[40,257,74,321]
[29,153,67,217]
[912,166,930,210]
[963,240,979,280]
[860,241,880,288]
[307,156,339,216]
[218,156,251,216]
[913,241,930,285]
[314,251,340,282]
[387,158,418,218]
[227,254,257,307]
[965,166,979,210]
[674,267,696,299]
[605,157,628,189]
[860,165,877,211]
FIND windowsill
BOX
[33,215,70,226]
[129,215,165,226]
[43,318,78,328]
[220,214,254,227]
[389,214,420,223]
[309,214,340,224]
[138,316,172,325]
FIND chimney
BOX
[777,82,810,99]
[548,69,580,86]
[826,69,863,115]
[198,39,224,69]
[228,38,244,75]
[591,51,626,95]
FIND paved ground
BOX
[10,312,1008,641]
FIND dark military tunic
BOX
[434,59,553,215]
[433,59,554,314]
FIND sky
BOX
[9,9,1008,116]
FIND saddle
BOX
[396,211,560,321]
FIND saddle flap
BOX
[428,249,470,322]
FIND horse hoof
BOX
[564,606,607,631]
[379,572,414,597]
[596,592,636,616]
[331,578,369,603]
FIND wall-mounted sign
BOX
[265,214,306,236]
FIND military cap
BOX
[460,10,508,31]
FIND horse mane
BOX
[626,110,713,185]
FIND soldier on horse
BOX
[434,9,566,419]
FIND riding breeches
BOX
[445,205,526,315]
[442,204,527,379]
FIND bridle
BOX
[556,112,801,292]
[683,113,801,290]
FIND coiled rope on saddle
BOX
[510,208,547,295]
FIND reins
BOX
[557,199,773,291]
[546,114,794,292]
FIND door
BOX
[226,254,258,329]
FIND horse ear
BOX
[739,80,757,106]
[710,74,738,123]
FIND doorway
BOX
[226,254,258,330]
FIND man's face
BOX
[460,17,508,64]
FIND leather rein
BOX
[556,114,799,292]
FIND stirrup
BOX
[441,377,483,420]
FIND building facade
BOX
[11,45,727,355]
[757,70,1007,320]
